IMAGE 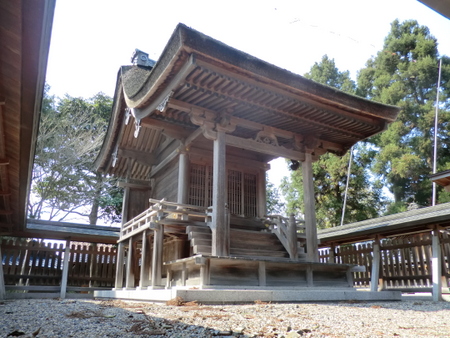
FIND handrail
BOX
[265,214,306,260]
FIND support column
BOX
[211,129,229,256]
[177,151,189,205]
[139,230,150,288]
[328,244,336,263]
[258,168,268,218]
[114,242,125,289]
[371,238,381,292]
[60,240,71,299]
[125,237,135,289]
[0,245,6,300]
[151,224,164,287]
[432,228,442,302]
[288,214,298,260]
[302,152,318,262]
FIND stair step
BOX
[192,245,289,258]
[190,237,286,251]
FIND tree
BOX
[357,19,450,210]
[29,86,122,224]
[266,178,286,215]
[281,56,385,228]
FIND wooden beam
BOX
[226,134,305,162]
[60,240,71,299]
[150,144,182,177]
[302,153,319,262]
[118,181,152,190]
[141,117,193,140]
[211,129,229,256]
[118,147,157,167]
[0,159,9,165]
[168,98,344,153]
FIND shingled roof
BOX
[318,202,450,246]
[95,23,400,179]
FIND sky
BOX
[45,0,450,186]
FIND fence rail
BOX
[1,239,116,298]
[319,232,450,290]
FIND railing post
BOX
[432,228,442,301]
[125,237,135,289]
[0,244,5,300]
[288,214,298,260]
[139,230,150,288]
[60,239,71,299]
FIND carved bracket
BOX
[156,91,173,113]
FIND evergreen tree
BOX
[357,19,450,211]
[281,56,385,228]
[29,86,123,224]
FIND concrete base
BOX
[94,287,402,304]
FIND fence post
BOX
[60,239,71,299]
[0,244,5,300]
[371,238,381,292]
[432,228,442,301]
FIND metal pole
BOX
[432,59,442,206]
[340,146,353,226]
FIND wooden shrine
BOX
[94,24,401,302]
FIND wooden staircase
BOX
[187,225,306,260]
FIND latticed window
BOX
[188,164,258,217]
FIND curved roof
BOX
[96,23,400,179]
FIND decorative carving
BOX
[156,91,173,113]
[134,117,141,138]
[124,108,132,125]
[255,130,278,147]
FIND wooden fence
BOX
[1,238,116,298]
[319,232,450,291]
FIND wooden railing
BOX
[265,214,306,259]
[120,199,209,241]
[319,232,450,290]
[1,239,116,298]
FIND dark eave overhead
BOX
[418,0,450,20]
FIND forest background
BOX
[32,12,450,228]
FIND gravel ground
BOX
[1,297,450,337]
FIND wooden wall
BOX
[153,159,179,202]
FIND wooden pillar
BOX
[177,151,189,205]
[139,230,150,288]
[258,168,267,218]
[258,261,266,286]
[0,244,6,300]
[371,238,381,292]
[60,240,71,299]
[125,237,135,288]
[151,224,164,287]
[302,152,319,262]
[288,214,298,260]
[432,228,442,301]
[211,129,229,256]
[114,242,125,289]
